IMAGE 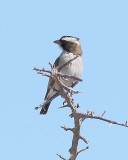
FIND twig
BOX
[76,146,89,156]
[100,110,106,117]
[79,135,88,144]
[78,112,128,127]
[57,154,67,160]
[34,67,82,86]
[61,126,74,132]
[58,56,79,72]
[37,71,52,78]
[56,78,80,94]
[58,105,69,109]
[33,67,51,74]
[49,62,54,69]
[57,72,83,82]
[77,148,86,155]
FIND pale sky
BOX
[0,0,128,160]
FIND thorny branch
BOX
[33,67,82,82]
[78,112,128,128]
[34,63,128,160]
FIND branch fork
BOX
[34,61,128,160]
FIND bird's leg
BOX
[63,100,67,105]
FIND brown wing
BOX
[54,56,60,67]
[44,77,55,100]
[44,56,60,100]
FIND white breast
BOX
[46,51,83,100]
[57,51,83,87]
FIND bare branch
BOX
[56,79,80,95]
[76,146,89,157]
[61,126,74,132]
[57,72,83,82]
[77,148,86,155]
[49,62,54,69]
[37,71,52,78]
[34,66,82,82]
[79,135,88,144]
[33,67,51,74]
[58,105,69,109]
[78,112,128,128]
[34,61,128,160]
[57,154,67,160]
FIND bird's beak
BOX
[54,40,60,44]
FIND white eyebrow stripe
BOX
[61,37,80,45]
[61,37,77,41]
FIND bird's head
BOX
[54,36,82,55]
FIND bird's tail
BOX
[40,101,51,115]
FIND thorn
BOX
[63,101,66,105]
[35,106,39,110]
[109,123,113,128]
[86,146,89,149]
[49,62,53,69]
[69,113,74,118]
[56,153,66,160]
[77,103,80,108]
[58,105,68,109]
[100,110,106,117]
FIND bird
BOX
[40,36,83,114]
